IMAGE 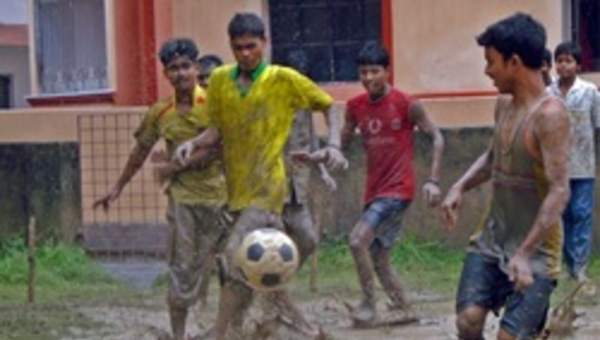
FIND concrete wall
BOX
[0,143,80,242]
[0,46,30,108]
[172,0,265,64]
[391,0,563,94]
[169,0,566,95]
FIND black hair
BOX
[476,13,546,69]
[198,54,223,69]
[554,41,582,65]
[356,42,390,67]
[543,48,552,67]
[158,38,199,66]
[228,13,265,39]
[284,50,309,75]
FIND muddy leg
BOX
[214,280,253,340]
[349,221,377,324]
[456,305,488,340]
[370,242,409,310]
[168,304,188,340]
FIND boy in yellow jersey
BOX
[93,39,228,340]
[441,14,570,339]
[176,13,347,340]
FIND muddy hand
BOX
[440,186,462,231]
[92,186,121,212]
[508,253,534,292]
[175,140,195,165]
[422,182,441,207]
[324,147,348,171]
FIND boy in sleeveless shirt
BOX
[442,13,570,340]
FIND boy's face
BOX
[358,64,389,96]
[483,47,515,93]
[555,53,579,80]
[163,55,198,92]
[198,64,217,89]
[230,34,265,72]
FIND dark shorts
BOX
[360,197,411,249]
[456,252,556,339]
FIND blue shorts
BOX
[360,197,411,249]
[456,252,556,339]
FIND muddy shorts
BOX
[282,203,318,265]
[456,252,556,339]
[223,207,285,284]
[166,200,230,308]
[360,197,411,249]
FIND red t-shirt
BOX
[346,88,415,204]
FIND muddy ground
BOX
[3,260,600,340]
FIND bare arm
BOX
[190,127,221,150]
[516,100,570,258]
[444,95,511,195]
[321,106,342,148]
[176,127,221,164]
[409,101,444,182]
[93,142,153,210]
[454,146,494,193]
[341,112,357,150]
[316,106,348,170]
[440,145,493,230]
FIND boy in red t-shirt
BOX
[296,42,444,326]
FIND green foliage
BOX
[298,233,464,294]
[0,238,115,287]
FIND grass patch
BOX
[0,238,138,339]
[0,237,131,304]
[295,233,464,297]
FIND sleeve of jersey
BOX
[288,69,333,112]
[133,106,160,147]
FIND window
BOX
[0,75,11,108]
[269,0,382,82]
[34,0,108,95]
[571,0,600,71]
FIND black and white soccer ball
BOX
[234,228,299,291]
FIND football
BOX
[234,228,299,291]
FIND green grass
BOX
[294,233,464,297]
[0,238,125,303]
[0,238,137,340]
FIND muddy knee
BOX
[456,307,486,340]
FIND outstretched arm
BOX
[509,99,570,291]
[441,145,494,230]
[151,144,221,184]
[317,106,348,170]
[93,142,154,211]
[409,101,445,206]
[174,127,221,165]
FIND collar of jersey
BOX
[230,62,267,81]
